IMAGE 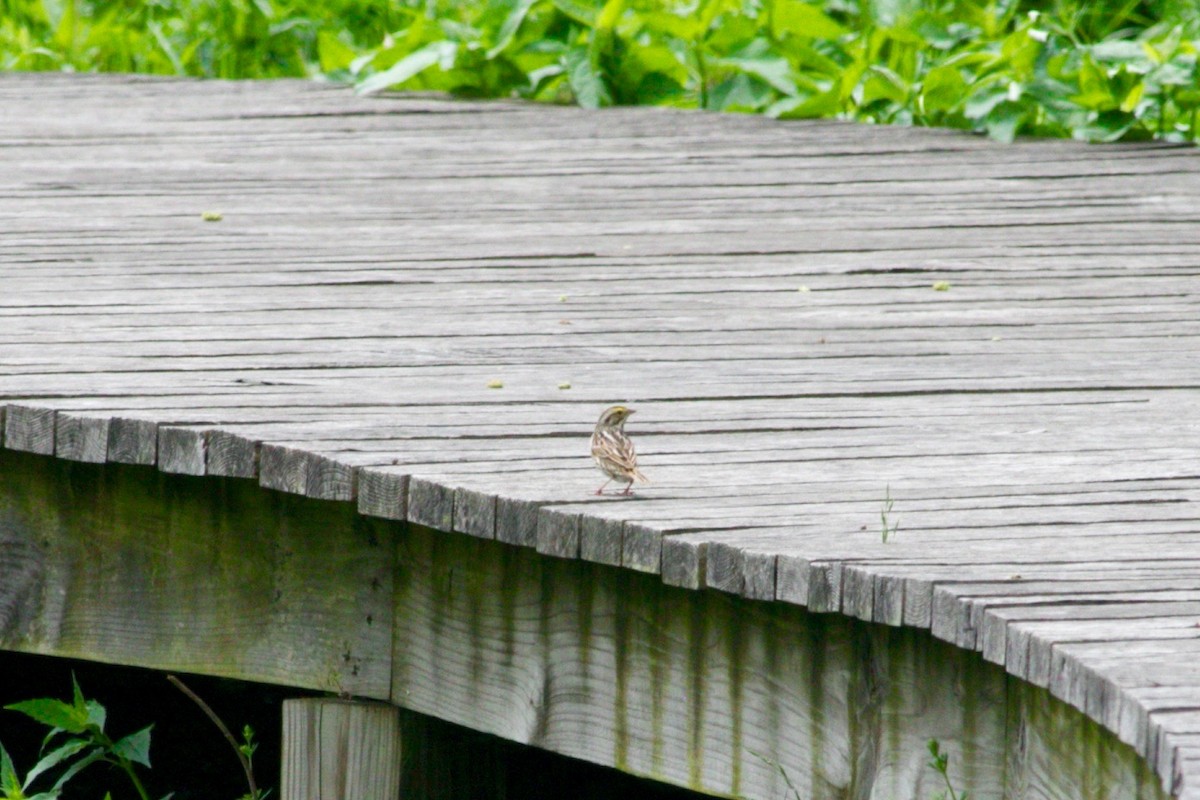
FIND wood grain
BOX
[1,72,1198,798]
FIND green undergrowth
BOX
[3,0,1200,143]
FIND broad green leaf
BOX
[356,40,457,94]
[5,700,88,735]
[710,38,796,95]
[317,31,357,73]
[921,65,965,114]
[1074,109,1138,142]
[963,83,1009,120]
[1090,39,1150,66]
[83,700,105,733]
[768,87,840,118]
[771,0,847,40]
[111,725,153,769]
[637,11,700,40]
[595,0,624,31]
[550,0,597,26]
[620,41,687,92]
[714,51,797,96]
[632,72,686,104]
[859,66,907,106]
[564,45,610,108]
[1119,80,1144,113]
[1071,54,1114,110]
[787,41,843,77]
[708,72,774,111]
[1175,88,1200,110]
[984,101,1026,142]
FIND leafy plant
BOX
[927,738,969,800]
[167,676,268,800]
[2,0,1199,144]
[0,675,163,800]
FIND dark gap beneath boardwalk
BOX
[0,650,707,800]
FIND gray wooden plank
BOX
[157,426,206,476]
[4,72,1200,798]
[54,412,109,463]
[357,468,407,521]
[106,417,158,465]
[4,405,55,455]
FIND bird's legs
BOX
[619,480,635,496]
[595,478,613,496]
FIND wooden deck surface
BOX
[2,72,1199,796]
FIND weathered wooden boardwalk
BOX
[2,72,1199,798]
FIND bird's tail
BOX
[633,469,649,484]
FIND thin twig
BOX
[167,675,258,799]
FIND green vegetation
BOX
[3,0,1199,143]
[0,675,269,800]
[167,676,267,800]
[927,739,969,800]
[881,483,899,542]
[0,675,157,800]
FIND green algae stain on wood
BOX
[0,449,1174,800]
[0,449,394,698]
[685,586,709,790]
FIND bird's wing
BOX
[592,430,641,475]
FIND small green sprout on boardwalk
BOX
[486,379,504,389]
[201,211,223,222]
[881,484,899,542]
[0,674,157,800]
[928,739,969,800]
[932,281,952,291]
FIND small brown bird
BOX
[591,405,648,496]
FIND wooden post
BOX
[282,698,402,800]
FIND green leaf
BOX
[963,83,1010,120]
[594,0,624,31]
[550,0,597,26]
[921,65,966,114]
[23,741,89,791]
[83,700,105,734]
[768,87,840,118]
[714,48,796,95]
[1073,109,1138,142]
[1119,80,1144,113]
[5,700,88,735]
[637,10,700,40]
[632,71,686,104]
[983,101,1026,142]
[317,31,357,73]
[486,0,539,59]
[859,65,907,106]
[111,725,152,769]
[1071,54,1114,110]
[709,72,775,111]
[356,40,457,94]
[771,0,847,40]
[1,742,22,797]
[1175,88,1200,110]
[564,45,610,108]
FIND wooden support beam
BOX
[282,698,401,800]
